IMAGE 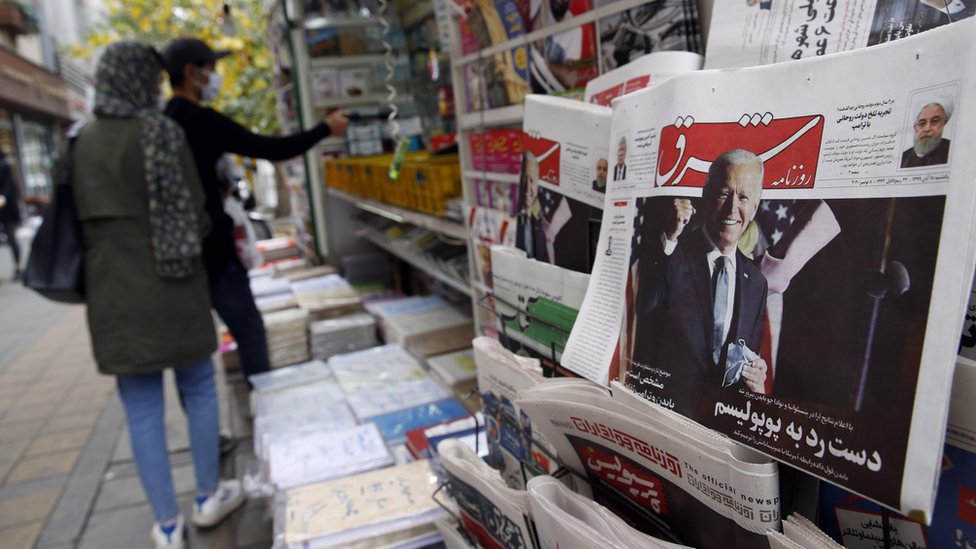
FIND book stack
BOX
[309,312,378,360]
[279,460,445,549]
[262,308,310,368]
[290,274,363,320]
[330,345,470,444]
[342,252,393,287]
[427,348,477,402]
[255,237,299,263]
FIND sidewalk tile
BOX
[0,437,30,464]
[0,487,61,528]
[0,420,42,445]
[77,502,154,549]
[26,428,91,457]
[43,411,100,435]
[1,402,56,425]
[0,520,44,549]
[6,448,79,484]
[94,464,197,513]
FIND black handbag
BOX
[23,130,85,304]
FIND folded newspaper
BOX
[585,51,704,107]
[438,439,537,549]
[473,336,557,489]
[527,475,691,549]
[767,514,843,549]
[516,95,611,273]
[490,245,590,361]
[561,19,976,520]
[517,379,780,548]
[704,0,975,69]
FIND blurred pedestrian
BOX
[73,41,244,549]
[0,148,22,280]
[162,38,348,384]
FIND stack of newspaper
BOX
[490,246,590,360]
[265,423,393,490]
[366,296,473,356]
[309,312,378,360]
[277,460,445,548]
[472,336,554,489]
[365,295,451,340]
[767,515,842,549]
[527,475,691,549]
[516,379,780,548]
[426,348,477,401]
[289,274,362,320]
[248,360,333,395]
[262,308,310,368]
[251,380,357,461]
[329,345,469,443]
[437,439,536,549]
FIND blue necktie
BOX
[713,256,731,364]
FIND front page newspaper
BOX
[704,0,975,69]
[561,19,976,519]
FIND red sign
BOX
[577,444,669,515]
[656,115,825,189]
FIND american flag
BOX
[755,199,798,247]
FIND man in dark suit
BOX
[900,100,952,168]
[631,149,769,413]
[613,137,627,181]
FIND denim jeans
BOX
[210,259,271,381]
[116,358,219,522]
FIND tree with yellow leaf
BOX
[70,0,280,134]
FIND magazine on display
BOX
[490,245,590,360]
[529,0,599,94]
[517,380,780,548]
[516,94,611,273]
[561,20,976,519]
[470,205,518,289]
[704,0,976,70]
[594,0,702,74]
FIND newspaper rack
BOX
[475,293,574,377]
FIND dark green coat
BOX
[72,118,216,375]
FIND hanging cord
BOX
[377,0,400,142]
[378,0,413,179]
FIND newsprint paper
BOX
[561,19,976,520]
[704,0,975,70]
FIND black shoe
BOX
[219,431,238,457]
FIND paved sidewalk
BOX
[0,282,269,548]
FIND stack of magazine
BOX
[309,312,378,360]
[276,460,445,548]
[289,274,362,320]
[261,307,310,368]
[330,345,470,444]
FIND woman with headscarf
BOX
[72,41,244,548]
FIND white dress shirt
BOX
[661,231,737,344]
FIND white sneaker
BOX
[192,479,246,528]
[150,515,185,549]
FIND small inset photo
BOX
[900,86,958,168]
